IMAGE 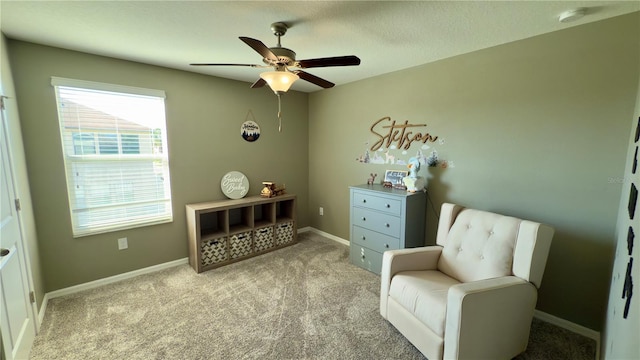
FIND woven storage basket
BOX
[230,231,253,259]
[254,226,275,252]
[275,221,295,246]
[201,237,228,266]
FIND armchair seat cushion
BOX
[389,270,461,336]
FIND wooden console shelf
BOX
[186,194,297,273]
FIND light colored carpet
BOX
[29,232,595,359]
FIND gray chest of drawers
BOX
[349,184,426,274]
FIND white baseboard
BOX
[306,227,350,247]
[38,257,188,331]
[45,258,188,301]
[37,230,325,328]
[38,294,48,325]
[41,227,324,307]
[533,309,601,358]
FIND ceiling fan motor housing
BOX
[266,23,295,66]
[265,47,296,66]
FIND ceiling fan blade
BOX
[250,78,266,88]
[296,55,360,68]
[239,37,278,62]
[295,71,335,88]
[190,63,260,67]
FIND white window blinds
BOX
[51,77,173,237]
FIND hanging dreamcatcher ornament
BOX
[241,110,261,142]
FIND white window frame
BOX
[51,77,173,237]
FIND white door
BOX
[0,98,35,360]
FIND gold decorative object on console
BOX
[261,182,286,197]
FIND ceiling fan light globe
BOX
[259,71,299,93]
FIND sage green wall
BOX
[308,13,640,331]
[8,40,309,292]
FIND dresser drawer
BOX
[350,245,383,275]
[353,191,402,216]
[352,207,401,238]
[352,226,400,253]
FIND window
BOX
[72,133,96,155]
[121,134,140,154]
[52,77,173,237]
[98,133,118,154]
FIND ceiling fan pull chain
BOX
[277,93,282,132]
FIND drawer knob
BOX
[362,199,367,203]
[385,223,390,227]
[385,244,389,248]
[361,255,366,259]
[386,204,390,208]
[362,236,366,240]
[362,217,366,221]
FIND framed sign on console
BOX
[221,171,249,199]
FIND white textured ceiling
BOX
[1,1,639,93]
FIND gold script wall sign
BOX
[370,116,439,151]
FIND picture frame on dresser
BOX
[383,170,408,186]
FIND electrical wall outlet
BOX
[118,237,128,250]
[319,207,324,216]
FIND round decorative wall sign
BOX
[241,120,260,142]
[221,171,249,199]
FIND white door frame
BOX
[0,95,38,359]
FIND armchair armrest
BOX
[444,276,538,360]
[379,246,443,318]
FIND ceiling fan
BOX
[190,22,361,93]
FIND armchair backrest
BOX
[435,203,554,288]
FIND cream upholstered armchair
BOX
[380,203,554,360]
